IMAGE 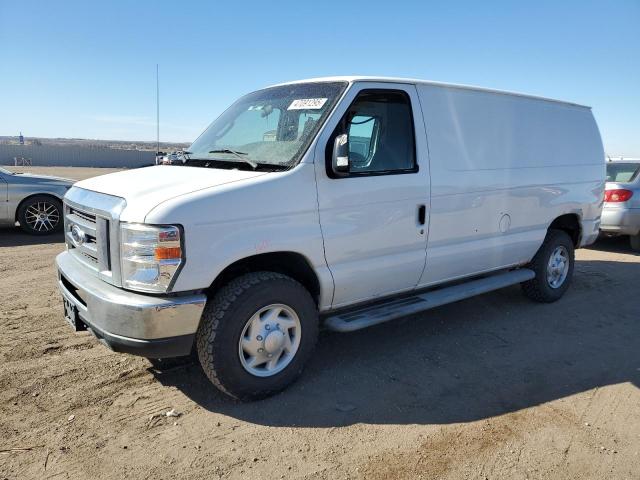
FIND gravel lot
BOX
[1,167,639,479]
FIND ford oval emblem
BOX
[71,224,86,247]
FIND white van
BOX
[57,77,605,400]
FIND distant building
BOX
[19,132,24,145]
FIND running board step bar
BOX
[324,268,535,332]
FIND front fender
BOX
[144,164,335,310]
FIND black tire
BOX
[17,195,63,235]
[196,271,319,401]
[630,234,640,252]
[521,229,575,303]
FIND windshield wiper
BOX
[209,149,257,169]
[182,158,288,172]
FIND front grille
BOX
[80,250,99,266]
[69,207,96,223]
[63,187,126,287]
[65,204,110,273]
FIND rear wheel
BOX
[196,271,319,401]
[630,234,640,251]
[17,195,63,235]
[521,229,575,303]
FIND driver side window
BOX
[343,90,416,174]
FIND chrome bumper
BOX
[56,251,206,358]
[600,208,640,236]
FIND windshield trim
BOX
[188,81,349,170]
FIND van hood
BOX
[74,165,269,221]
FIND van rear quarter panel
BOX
[417,84,604,286]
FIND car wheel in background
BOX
[196,271,319,401]
[17,195,63,235]
[521,229,575,303]
[630,234,640,251]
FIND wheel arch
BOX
[548,213,582,247]
[206,251,322,306]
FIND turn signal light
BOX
[604,189,633,203]
[120,223,183,293]
[154,246,182,260]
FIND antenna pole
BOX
[156,64,160,154]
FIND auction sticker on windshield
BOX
[288,98,328,110]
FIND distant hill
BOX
[0,136,189,153]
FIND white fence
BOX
[0,144,155,168]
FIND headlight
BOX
[120,223,183,293]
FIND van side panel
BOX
[417,85,604,287]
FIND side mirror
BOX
[331,133,350,176]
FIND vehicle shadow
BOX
[0,227,65,247]
[151,259,640,427]
[587,235,639,255]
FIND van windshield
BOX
[187,82,347,169]
[606,162,640,183]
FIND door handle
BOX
[418,204,426,225]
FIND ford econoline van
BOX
[57,77,605,400]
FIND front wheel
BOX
[196,272,319,401]
[521,229,575,303]
[17,195,63,235]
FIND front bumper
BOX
[600,207,640,236]
[56,251,206,358]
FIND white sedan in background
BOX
[0,166,73,234]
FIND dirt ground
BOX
[1,167,639,480]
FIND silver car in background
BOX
[600,159,640,250]
[0,166,74,234]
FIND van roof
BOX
[272,76,591,109]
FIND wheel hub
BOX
[238,304,302,377]
[547,245,569,289]
[263,330,286,354]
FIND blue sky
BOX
[0,0,638,155]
